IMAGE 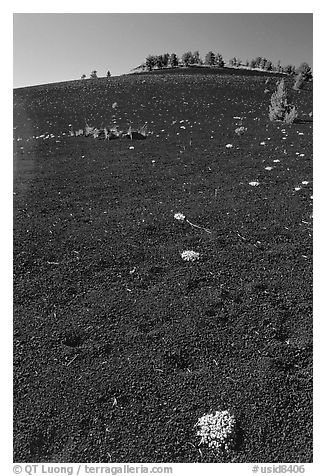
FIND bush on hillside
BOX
[296,62,312,81]
[293,73,305,91]
[269,79,297,123]
[282,65,296,75]
[284,106,298,124]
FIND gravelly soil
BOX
[13,68,313,463]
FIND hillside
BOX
[13,69,313,463]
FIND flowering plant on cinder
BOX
[196,410,236,453]
[174,212,211,234]
[181,250,200,262]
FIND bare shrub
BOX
[125,124,148,140]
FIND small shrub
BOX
[282,64,296,75]
[269,79,297,123]
[296,62,312,81]
[293,73,305,91]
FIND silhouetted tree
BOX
[191,51,201,64]
[215,52,225,67]
[205,51,215,66]
[106,70,111,77]
[265,60,273,71]
[254,57,262,68]
[249,59,256,69]
[90,70,98,79]
[283,64,296,75]
[296,62,312,81]
[155,55,164,69]
[169,53,179,68]
[181,51,193,66]
[81,74,86,80]
[293,73,305,90]
[145,55,156,71]
[259,58,267,70]
[162,53,170,67]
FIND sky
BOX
[13,13,313,88]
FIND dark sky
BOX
[13,13,313,87]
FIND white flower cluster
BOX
[235,126,247,136]
[174,212,186,221]
[181,250,200,262]
[196,410,236,452]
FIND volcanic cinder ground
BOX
[13,67,313,463]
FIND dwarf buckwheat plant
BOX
[235,126,247,136]
[196,410,236,453]
[174,212,186,221]
[174,212,211,234]
[181,250,200,262]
